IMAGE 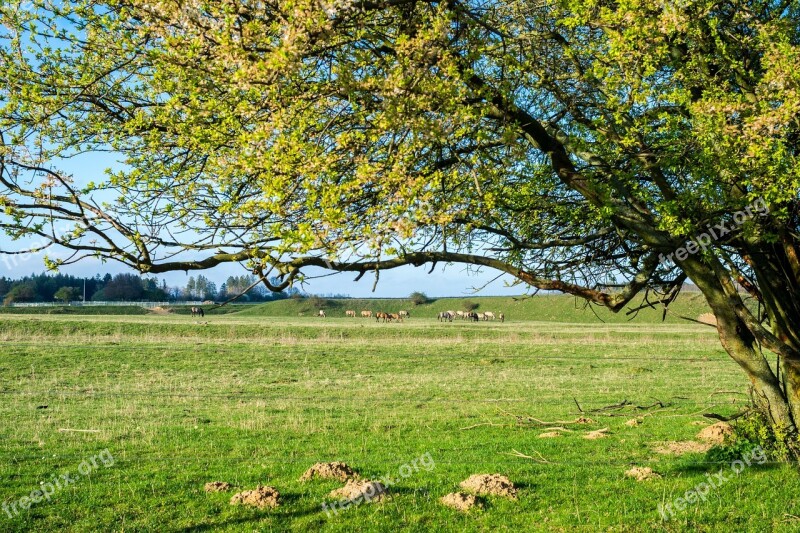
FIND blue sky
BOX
[0,151,526,297]
[2,255,525,297]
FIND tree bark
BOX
[681,256,797,433]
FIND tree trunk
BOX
[715,311,795,432]
[749,242,800,429]
[781,359,800,431]
[681,257,797,433]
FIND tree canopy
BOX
[1,1,799,434]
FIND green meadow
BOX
[0,295,798,532]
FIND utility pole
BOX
[83,279,86,303]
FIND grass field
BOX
[1,296,798,532]
[229,292,715,323]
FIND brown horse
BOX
[191,306,204,318]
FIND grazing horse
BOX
[438,311,453,322]
[484,311,495,320]
[467,312,479,322]
[375,311,389,322]
[499,312,505,323]
[398,310,410,318]
[345,310,356,317]
[191,306,204,318]
[318,309,326,318]
[388,313,402,322]
[361,310,372,318]
[456,310,466,319]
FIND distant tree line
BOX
[0,273,296,305]
[214,275,299,302]
[0,273,168,305]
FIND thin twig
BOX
[460,422,505,430]
[502,449,554,464]
[573,396,584,413]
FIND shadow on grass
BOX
[181,486,429,532]
[664,457,782,476]
[179,492,321,532]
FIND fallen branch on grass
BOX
[636,399,665,410]
[702,409,751,422]
[589,400,631,412]
[502,449,553,464]
[460,422,506,430]
[498,409,595,427]
[587,398,667,413]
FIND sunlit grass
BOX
[0,309,797,531]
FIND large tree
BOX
[1,1,799,434]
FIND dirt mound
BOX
[300,462,359,482]
[150,306,171,315]
[328,480,387,503]
[459,474,518,499]
[697,422,733,445]
[538,431,562,438]
[229,486,280,509]
[574,416,596,424]
[653,441,712,455]
[625,466,661,481]
[625,418,642,427]
[440,492,483,512]
[697,313,717,326]
[584,427,610,439]
[204,481,231,492]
